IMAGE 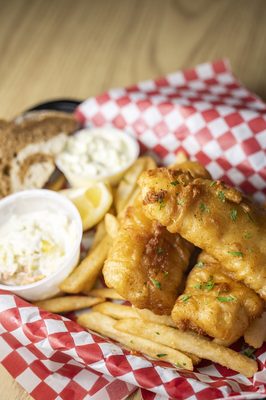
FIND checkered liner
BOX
[0,291,265,400]
[77,59,266,203]
[0,61,266,400]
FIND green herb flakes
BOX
[150,278,161,289]
[177,199,185,206]
[242,347,256,359]
[155,332,160,335]
[163,271,169,278]
[158,199,165,210]
[194,283,202,289]
[157,353,167,358]
[180,294,191,303]
[230,209,238,222]
[243,232,252,239]
[199,202,209,213]
[210,181,217,187]
[204,277,215,291]
[170,180,179,186]
[195,261,205,268]
[217,295,236,302]
[217,191,226,202]
[194,277,214,291]
[227,251,243,257]
[156,247,165,255]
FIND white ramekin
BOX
[56,127,140,187]
[0,189,83,301]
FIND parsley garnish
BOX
[163,271,169,278]
[177,199,184,206]
[170,180,179,186]
[158,198,165,210]
[227,251,243,257]
[243,232,252,239]
[155,332,160,335]
[174,362,181,368]
[217,191,226,202]
[230,209,238,222]
[157,353,167,358]
[194,283,202,289]
[130,340,134,344]
[210,181,217,187]
[204,276,215,291]
[150,278,161,289]
[195,261,204,268]
[217,295,236,302]
[157,247,164,255]
[199,202,209,213]
[180,294,191,303]
[242,347,256,359]
[194,276,214,291]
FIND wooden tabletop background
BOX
[0,0,265,398]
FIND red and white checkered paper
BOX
[0,60,266,400]
[77,59,266,203]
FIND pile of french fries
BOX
[34,153,265,378]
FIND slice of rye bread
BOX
[0,111,79,197]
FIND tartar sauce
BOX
[56,128,134,178]
[0,210,77,286]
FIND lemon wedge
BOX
[60,183,113,231]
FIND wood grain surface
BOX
[0,0,265,399]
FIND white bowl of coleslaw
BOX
[56,127,140,187]
[0,189,82,301]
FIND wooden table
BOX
[0,0,265,398]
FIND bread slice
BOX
[0,111,79,197]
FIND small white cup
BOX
[56,127,140,187]
[0,189,83,301]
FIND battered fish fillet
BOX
[139,168,266,300]
[171,253,264,345]
[103,201,193,315]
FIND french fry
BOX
[115,319,258,377]
[115,157,151,214]
[91,303,199,364]
[105,213,120,239]
[175,151,188,165]
[78,311,193,370]
[92,302,139,319]
[117,187,140,220]
[130,307,201,365]
[135,307,176,327]
[90,220,106,250]
[244,312,266,348]
[89,288,124,300]
[35,296,104,313]
[60,235,111,293]
[143,156,157,170]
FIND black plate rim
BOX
[25,98,82,114]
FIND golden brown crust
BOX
[171,259,264,344]
[139,167,266,300]
[103,203,194,315]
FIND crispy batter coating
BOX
[139,168,266,300]
[170,160,211,180]
[103,200,193,315]
[171,254,264,344]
